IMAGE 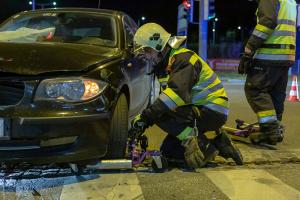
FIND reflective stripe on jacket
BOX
[250,0,297,66]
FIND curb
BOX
[214,143,300,166]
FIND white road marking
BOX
[205,169,300,200]
[60,173,144,200]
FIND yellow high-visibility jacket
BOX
[142,48,229,126]
[246,0,297,67]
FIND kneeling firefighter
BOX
[131,23,243,168]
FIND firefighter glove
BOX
[238,53,253,75]
[182,136,206,168]
[131,114,149,137]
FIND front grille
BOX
[0,81,25,106]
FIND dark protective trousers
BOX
[244,65,289,121]
[156,106,227,159]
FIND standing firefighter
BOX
[239,0,297,145]
[131,23,243,168]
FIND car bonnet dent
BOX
[0,42,121,75]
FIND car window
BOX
[123,16,137,48]
[0,12,117,47]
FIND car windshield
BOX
[0,12,117,47]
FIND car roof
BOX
[21,8,126,18]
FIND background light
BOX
[183,0,191,9]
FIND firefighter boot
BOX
[212,131,244,165]
[277,124,285,143]
[250,121,283,145]
[198,134,219,165]
[160,135,185,160]
[276,113,285,142]
[160,135,189,168]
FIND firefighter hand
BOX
[238,53,253,75]
[131,114,149,137]
[182,136,206,168]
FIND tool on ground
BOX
[87,128,168,172]
[221,119,284,150]
[128,128,168,172]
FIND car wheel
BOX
[106,93,129,158]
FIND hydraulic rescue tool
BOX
[88,128,168,172]
[221,119,284,150]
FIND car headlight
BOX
[35,78,107,102]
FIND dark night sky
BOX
[1,0,259,35]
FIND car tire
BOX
[106,93,129,158]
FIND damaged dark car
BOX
[0,8,155,164]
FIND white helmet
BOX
[134,23,171,52]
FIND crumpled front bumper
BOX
[0,112,112,164]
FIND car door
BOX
[123,16,152,114]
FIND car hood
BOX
[0,42,121,75]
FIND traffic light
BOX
[179,1,191,20]
[208,0,216,20]
[177,2,190,36]
[183,0,192,22]
[183,0,192,10]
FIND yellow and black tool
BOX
[221,119,278,150]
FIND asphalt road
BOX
[224,83,300,151]
[0,83,300,200]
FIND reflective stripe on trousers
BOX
[258,116,278,123]
[257,110,278,123]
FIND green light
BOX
[208,13,216,20]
